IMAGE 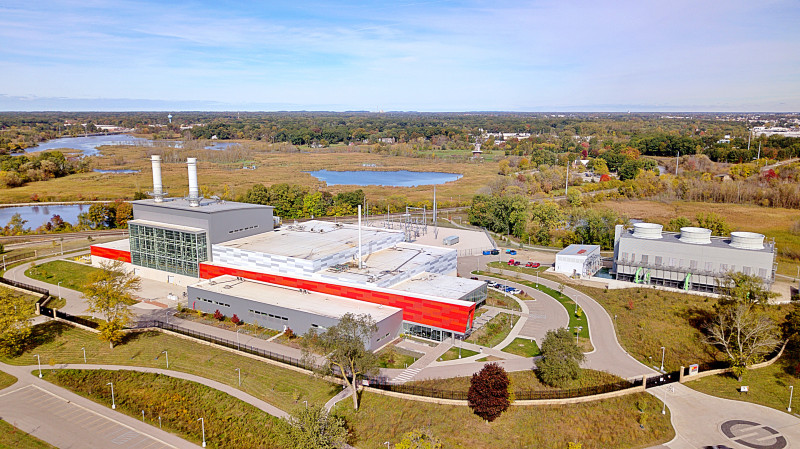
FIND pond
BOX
[23,134,242,157]
[306,169,462,187]
[593,267,615,279]
[0,204,91,229]
[93,169,140,174]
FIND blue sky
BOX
[1,0,798,111]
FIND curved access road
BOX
[3,253,90,316]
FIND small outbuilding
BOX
[555,244,602,278]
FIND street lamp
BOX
[198,418,206,448]
[574,327,581,344]
[236,329,242,351]
[107,382,116,409]
[789,386,794,412]
[384,442,390,449]
[81,347,86,363]
[235,368,241,387]
[165,310,169,325]
[660,347,665,372]
[57,282,62,302]
[162,351,169,369]
[141,410,145,422]
[303,400,308,408]
[35,354,42,378]
[662,386,668,415]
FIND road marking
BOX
[393,368,422,383]
[720,419,787,449]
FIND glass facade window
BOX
[129,223,208,277]
[402,322,453,342]
[460,284,487,305]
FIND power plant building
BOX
[613,223,776,292]
[91,156,485,344]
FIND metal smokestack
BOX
[358,204,363,269]
[187,158,201,207]
[149,155,166,202]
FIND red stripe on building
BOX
[90,246,131,263]
[199,263,474,333]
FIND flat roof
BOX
[619,229,774,253]
[128,219,205,233]
[557,244,601,256]
[91,238,130,251]
[320,242,455,285]
[191,275,401,321]
[133,198,272,213]
[391,272,484,299]
[219,220,403,261]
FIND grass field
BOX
[408,369,625,393]
[502,337,542,358]
[466,313,519,348]
[339,391,673,449]
[43,369,284,449]
[439,347,479,361]
[0,145,502,206]
[0,322,338,411]
[687,362,798,414]
[485,289,522,311]
[0,419,56,449]
[0,371,17,390]
[593,200,800,278]
[25,260,103,294]
[377,345,423,369]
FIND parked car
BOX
[505,249,517,255]
[507,259,516,266]
[470,276,479,280]
[490,249,500,255]
[525,262,541,268]
[482,250,492,255]
[508,288,522,295]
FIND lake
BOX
[0,204,91,229]
[23,134,242,157]
[306,170,462,187]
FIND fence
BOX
[133,320,313,371]
[40,306,100,329]
[2,251,36,266]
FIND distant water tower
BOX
[168,114,173,124]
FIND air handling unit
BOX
[613,223,776,293]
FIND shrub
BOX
[213,309,224,321]
[231,314,241,325]
[284,327,296,339]
[467,362,510,422]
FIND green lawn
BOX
[25,260,103,294]
[485,289,522,311]
[0,322,338,411]
[502,337,541,358]
[408,369,624,393]
[0,419,57,449]
[0,371,17,390]
[377,346,423,369]
[339,390,673,449]
[43,369,285,449]
[466,313,519,348]
[439,347,479,361]
[687,362,797,414]
[488,261,549,274]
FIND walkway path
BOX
[4,253,89,316]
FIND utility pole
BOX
[675,151,680,176]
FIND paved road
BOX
[5,253,90,316]
[651,382,800,449]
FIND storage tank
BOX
[679,227,712,244]
[632,223,663,239]
[729,231,765,250]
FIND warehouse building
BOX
[555,244,602,278]
[91,156,485,343]
[613,223,776,292]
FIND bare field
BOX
[0,144,501,205]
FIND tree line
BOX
[1,201,133,236]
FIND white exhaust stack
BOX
[358,204,363,269]
[149,155,166,202]
[187,158,201,207]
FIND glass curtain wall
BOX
[129,223,208,277]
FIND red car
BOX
[507,259,516,266]
[525,262,541,268]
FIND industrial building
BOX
[613,223,776,292]
[91,156,486,344]
[555,244,602,278]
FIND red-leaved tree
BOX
[467,362,510,422]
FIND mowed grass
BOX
[339,391,673,449]
[0,144,502,206]
[485,289,522,311]
[466,313,519,348]
[502,337,541,358]
[0,370,17,389]
[0,322,339,411]
[687,362,798,414]
[377,345,423,369]
[25,260,103,294]
[408,369,624,393]
[43,369,284,449]
[439,347,479,361]
[0,420,56,449]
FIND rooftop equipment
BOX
[632,223,663,239]
[187,158,201,207]
[729,231,766,250]
[148,155,166,202]
[443,235,459,246]
[679,227,712,245]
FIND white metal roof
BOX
[391,272,484,299]
[557,244,601,257]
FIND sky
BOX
[1,0,798,112]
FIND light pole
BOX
[789,385,794,412]
[107,382,116,409]
[660,346,665,372]
[141,410,145,422]
[165,310,169,325]
[235,368,241,387]
[198,418,206,448]
[384,442,390,449]
[662,386,667,415]
[162,351,169,369]
[236,329,241,351]
[82,347,86,363]
[574,327,580,344]
[35,354,42,378]
[303,400,308,408]
[158,416,162,428]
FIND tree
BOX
[115,202,133,228]
[277,404,348,449]
[536,328,585,387]
[704,302,781,380]
[87,203,109,229]
[665,216,692,232]
[4,213,28,235]
[83,261,140,348]
[591,158,609,175]
[303,313,378,409]
[617,159,640,181]
[396,428,443,449]
[0,292,32,356]
[566,188,583,207]
[695,212,730,236]
[716,272,777,308]
[467,362,510,422]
